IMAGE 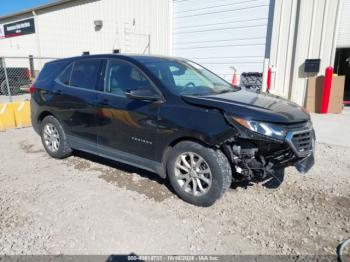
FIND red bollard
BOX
[320,66,333,114]
[231,71,237,86]
[267,68,272,92]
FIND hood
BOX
[181,89,310,124]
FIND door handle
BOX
[98,99,109,106]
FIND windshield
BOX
[140,59,238,96]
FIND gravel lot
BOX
[0,127,349,255]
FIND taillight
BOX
[29,85,37,95]
[25,68,31,79]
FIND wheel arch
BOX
[37,111,63,128]
[39,111,73,159]
[38,111,55,124]
[161,136,213,178]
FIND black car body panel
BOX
[31,54,315,181]
[181,91,310,124]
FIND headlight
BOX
[232,116,287,140]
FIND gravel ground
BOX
[0,127,349,255]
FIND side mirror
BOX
[125,88,161,102]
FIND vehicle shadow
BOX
[73,151,285,196]
[72,150,176,194]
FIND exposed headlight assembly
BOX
[232,116,287,140]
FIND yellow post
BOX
[0,103,16,130]
[14,101,32,128]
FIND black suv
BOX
[31,54,315,206]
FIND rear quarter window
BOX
[36,61,68,84]
[58,63,73,86]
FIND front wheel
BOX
[167,141,232,207]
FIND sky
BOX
[0,0,55,17]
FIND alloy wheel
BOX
[174,152,212,196]
[43,123,60,153]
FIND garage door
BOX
[172,0,273,81]
[337,0,350,48]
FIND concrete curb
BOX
[0,101,31,131]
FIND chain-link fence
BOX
[0,56,58,103]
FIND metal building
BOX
[171,0,349,106]
[0,0,171,59]
[268,0,348,105]
[172,0,273,81]
[0,0,349,106]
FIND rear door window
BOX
[70,59,102,90]
[104,59,156,97]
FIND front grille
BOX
[290,130,313,154]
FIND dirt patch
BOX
[98,169,173,202]
[19,141,44,154]
[65,157,92,170]
[65,156,172,202]
[333,196,350,209]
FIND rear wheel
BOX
[0,79,20,96]
[167,141,232,207]
[40,115,72,159]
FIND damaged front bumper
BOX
[295,153,315,174]
[221,121,316,181]
[285,122,315,174]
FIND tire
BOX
[1,79,20,96]
[167,141,232,207]
[40,115,72,159]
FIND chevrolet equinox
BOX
[31,54,315,206]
